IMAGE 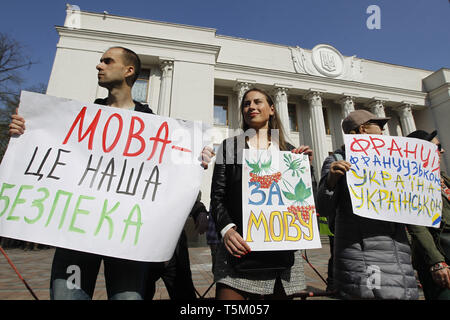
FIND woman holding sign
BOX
[210,88,314,300]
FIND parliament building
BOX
[46,7,449,243]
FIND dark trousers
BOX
[145,230,196,300]
[326,236,335,291]
[50,247,150,300]
[416,266,450,300]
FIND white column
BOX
[305,91,328,179]
[157,59,174,117]
[338,96,355,118]
[368,100,390,135]
[273,87,290,136]
[233,81,252,129]
[397,103,416,136]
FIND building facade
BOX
[47,7,449,233]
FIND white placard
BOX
[344,134,442,227]
[242,149,321,251]
[0,91,209,261]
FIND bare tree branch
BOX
[0,32,37,105]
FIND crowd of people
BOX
[7,46,449,300]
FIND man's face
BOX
[96,48,131,88]
[359,121,384,135]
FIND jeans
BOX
[50,247,150,300]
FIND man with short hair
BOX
[316,110,419,300]
[95,47,144,109]
[9,46,213,300]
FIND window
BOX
[288,103,298,132]
[323,107,331,135]
[132,69,150,103]
[214,95,229,126]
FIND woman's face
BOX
[242,90,275,130]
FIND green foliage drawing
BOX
[245,152,312,205]
[282,179,312,204]
[283,153,306,177]
[246,155,272,175]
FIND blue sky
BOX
[0,0,449,93]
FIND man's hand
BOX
[223,227,251,258]
[200,146,215,169]
[9,108,25,136]
[327,160,351,189]
[431,265,450,289]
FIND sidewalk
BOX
[0,240,423,300]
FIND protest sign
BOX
[0,91,209,261]
[242,149,321,251]
[344,134,442,227]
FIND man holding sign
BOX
[8,47,213,300]
[317,110,419,300]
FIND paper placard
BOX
[0,91,208,261]
[242,149,321,251]
[344,134,442,227]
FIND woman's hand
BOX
[291,145,313,162]
[223,227,251,258]
[9,108,25,136]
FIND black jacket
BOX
[94,98,154,114]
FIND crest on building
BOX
[320,51,337,72]
[311,44,344,77]
[290,44,363,81]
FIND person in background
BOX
[316,110,419,300]
[406,129,450,300]
[206,203,220,273]
[145,193,209,300]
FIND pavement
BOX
[0,238,424,300]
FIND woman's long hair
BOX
[240,88,289,151]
